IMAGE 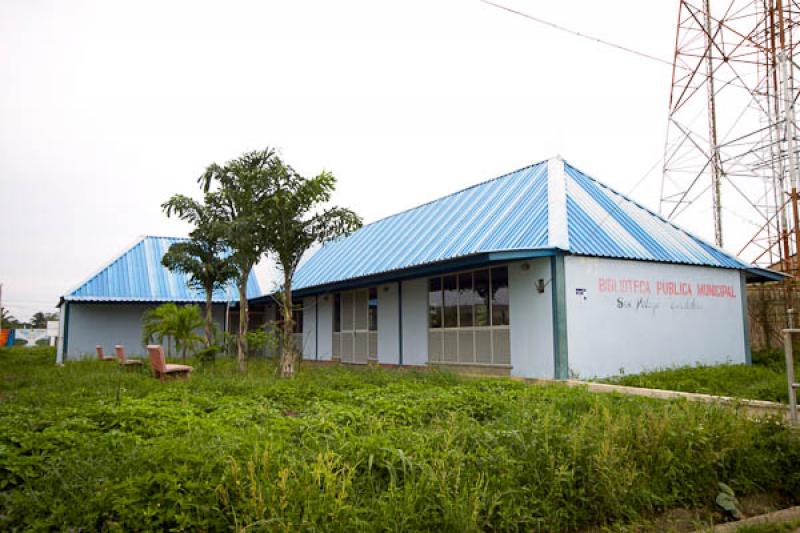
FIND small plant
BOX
[244,329,270,358]
[195,345,220,364]
[716,482,744,520]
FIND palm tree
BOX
[172,305,205,361]
[142,304,204,362]
[200,148,280,372]
[260,156,361,378]
[161,197,236,347]
[142,303,178,356]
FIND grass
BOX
[601,348,799,403]
[734,520,800,533]
[1,346,799,531]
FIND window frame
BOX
[426,265,511,367]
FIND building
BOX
[249,157,782,378]
[56,236,260,362]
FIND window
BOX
[443,275,458,328]
[368,287,378,331]
[333,287,378,364]
[429,277,442,328]
[276,302,303,333]
[292,307,303,333]
[491,267,509,326]
[458,272,474,327]
[427,265,511,366]
[334,293,341,333]
[474,269,490,327]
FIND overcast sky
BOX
[0,0,680,320]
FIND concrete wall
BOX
[401,278,428,366]
[64,302,226,360]
[563,256,747,378]
[509,258,554,378]
[302,296,317,359]
[377,282,400,364]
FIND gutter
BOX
[253,249,557,301]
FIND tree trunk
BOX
[280,274,296,378]
[204,289,214,347]
[237,271,249,373]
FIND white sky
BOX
[0,0,681,320]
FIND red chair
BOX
[115,345,143,368]
[96,345,116,362]
[147,345,193,382]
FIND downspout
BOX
[315,295,319,360]
[398,281,403,365]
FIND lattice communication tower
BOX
[661,0,800,273]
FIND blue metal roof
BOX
[63,236,261,303]
[292,157,775,292]
[563,163,747,268]
[293,162,549,291]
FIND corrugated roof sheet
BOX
[563,163,746,268]
[292,157,757,292]
[293,162,549,290]
[63,236,261,302]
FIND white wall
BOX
[65,302,226,360]
[401,278,428,366]
[377,283,400,364]
[509,258,554,378]
[564,256,747,378]
[302,296,317,359]
[317,294,333,361]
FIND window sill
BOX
[428,361,512,369]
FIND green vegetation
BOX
[160,198,238,347]
[602,348,798,403]
[175,147,361,376]
[141,303,205,361]
[1,346,799,531]
[1,309,57,330]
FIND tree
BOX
[142,303,204,362]
[1,309,24,329]
[200,148,280,372]
[161,196,237,347]
[30,312,57,329]
[261,156,361,378]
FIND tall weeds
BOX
[0,347,798,531]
